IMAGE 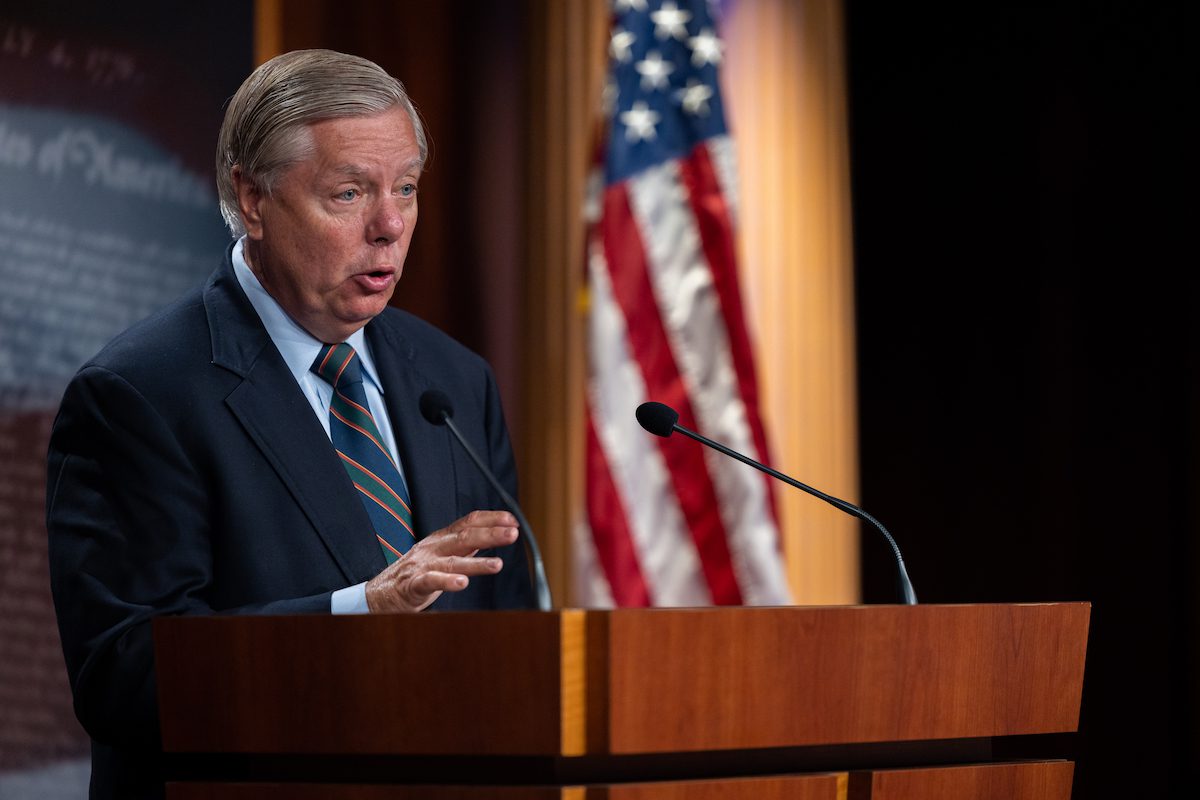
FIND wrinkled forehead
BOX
[279,108,421,170]
[285,109,424,181]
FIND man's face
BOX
[236,107,421,344]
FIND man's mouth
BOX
[354,267,396,291]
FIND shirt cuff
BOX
[331,582,369,614]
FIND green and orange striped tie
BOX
[311,343,415,563]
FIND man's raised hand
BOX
[365,510,518,613]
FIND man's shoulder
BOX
[75,282,216,395]
[81,249,247,382]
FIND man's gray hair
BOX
[215,49,428,237]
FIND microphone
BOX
[419,390,553,611]
[636,401,917,605]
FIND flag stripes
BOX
[584,409,652,606]
[676,141,779,527]
[603,177,742,604]
[579,0,790,607]
[585,231,710,606]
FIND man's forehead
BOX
[302,110,423,176]
[307,108,415,141]
[328,160,423,177]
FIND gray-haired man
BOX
[48,50,533,799]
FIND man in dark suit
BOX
[46,50,534,799]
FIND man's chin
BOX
[330,304,389,337]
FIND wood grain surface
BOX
[155,610,572,754]
[155,604,1089,757]
[595,604,1089,753]
[848,760,1074,800]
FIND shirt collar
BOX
[231,237,385,393]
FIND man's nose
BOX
[367,197,408,244]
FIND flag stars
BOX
[613,0,648,12]
[636,50,674,91]
[676,78,713,116]
[687,27,723,66]
[620,101,661,142]
[651,1,693,41]
[610,27,636,63]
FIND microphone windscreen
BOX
[419,390,454,426]
[635,401,679,437]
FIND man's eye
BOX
[400,183,417,198]
[337,188,359,201]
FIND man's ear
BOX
[231,166,265,240]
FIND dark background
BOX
[4,1,1194,794]
[847,2,1195,796]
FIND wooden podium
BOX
[153,603,1089,799]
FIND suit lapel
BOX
[205,251,385,584]
[367,319,459,540]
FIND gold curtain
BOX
[723,0,860,603]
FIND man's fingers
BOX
[399,557,501,598]
[456,510,517,529]
[366,511,518,613]
[436,555,503,576]
[423,523,518,555]
[411,570,471,596]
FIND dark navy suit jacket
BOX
[46,246,533,798]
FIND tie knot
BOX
[311,343,363,388]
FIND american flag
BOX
[576,0,791,606]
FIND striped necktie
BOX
[311,343,415,563]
